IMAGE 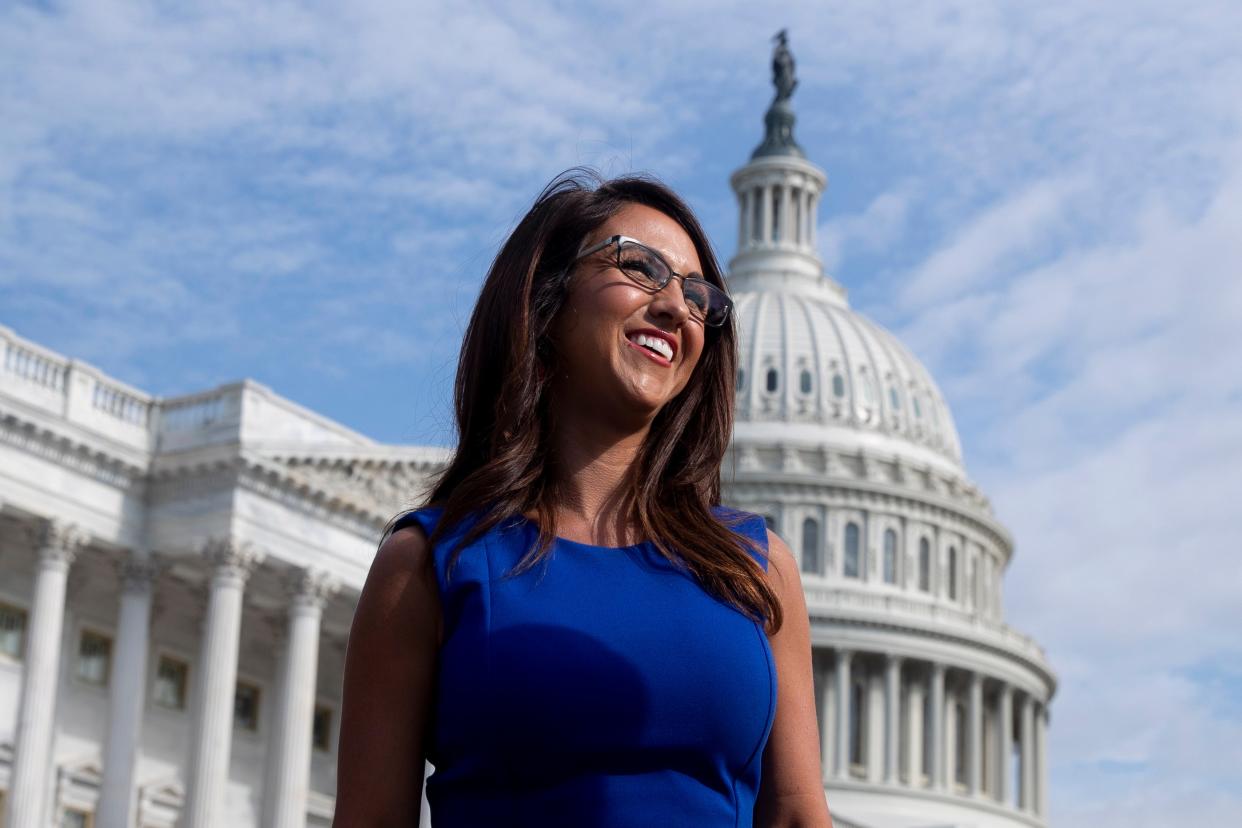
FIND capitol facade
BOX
[0,60,1053,828]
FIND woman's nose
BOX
[649,278,691,324]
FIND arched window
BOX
[954,699,968,785]
[737,368,745,390]
[850,675,867,769]
[889,387,901,410]
[860,370,876,406]
[766,368,779,393]
[832,373,846,398]
[844,522,861,578]
[918,538,931,592]
[801,518,820,574]
[948,546,959,601]
[799,369,813,395]
[912,393,922,419]
[883,528,898,584]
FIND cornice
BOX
[0,408,146,490]
[726,441,1012,555]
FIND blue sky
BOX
[4,2,1241,825]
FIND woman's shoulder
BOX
[710,505,771,570]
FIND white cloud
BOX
[819,188,911,273]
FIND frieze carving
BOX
[277,458,435,516]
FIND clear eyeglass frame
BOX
[573,234,733,327]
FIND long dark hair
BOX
[392,169,782,634]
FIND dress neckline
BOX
[517,514,650,551]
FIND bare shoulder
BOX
[334,523,442,825]
[762,528,806,607]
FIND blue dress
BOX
[391,505,777,828]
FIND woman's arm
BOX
[754,530,834,828]
[334,526,442,827]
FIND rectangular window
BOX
[313,705,333,752]
[234,681,261,732]
[153,655,189,710]
[0,601,27,659]
[76,629,112,686]
[60,807,92,828]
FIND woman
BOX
[335,171,832,827]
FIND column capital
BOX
[30,518,89,568]
[117,556,163,594]
[835,648,853,667]
[884,652,904,669]
[201,537,264,583]
[283,567,340,612]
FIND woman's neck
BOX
[545,408,650,546]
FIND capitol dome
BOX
[718,35,1054,828]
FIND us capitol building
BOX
[0,41,1053,828]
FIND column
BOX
[998,684,1013,806]
[267,568,339,828]
[1037,704,1050,816]
[818,655,835,778]
[1020,693,1036,811]
[4,520,86,828]
[968,672,983,796]
[739,189,750,250]
[884,655,902,784]
[181,538,264,828]
[904,678,924,786]
[97,555,161,828]
[781,183,793,245]
[834,650,851,779]
[929,663,946,791]
[760,184,773,244]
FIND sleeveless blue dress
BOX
[391,505,777,827]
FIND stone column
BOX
[884,655,902,784]
[97,555,161,828]
[181,538,264,828]
[998,684,1013,806]
[1020,693,1036,811]
[739,189,750,249]
[781,184,793,245]
[929,663,946,791]
[968,672,983,796]
[818,655,834,778]
[834,650,852,779]
[1037,704,1050,816]
[4,520,86,828]
[904,678,924,786]
[266,568,339,828]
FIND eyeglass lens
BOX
[616,241,729,326]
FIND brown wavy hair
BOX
[392,169,781,634]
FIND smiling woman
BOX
[334,170,833,827]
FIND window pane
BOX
[948,547,959,601]
[60,809,90,828]
[801,519,819,574]
[766,368,779,393]
[883,529,898,584]
[800,369,813,394]
[832,374,845,398]
[313,705,332,751]
[234,682,260,731]
[76,630,112,686]
[0,602,26,659]
[154,656,188,710]
[918,539,931,592]
[844,523,860,578]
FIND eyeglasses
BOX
[573,234,733,327]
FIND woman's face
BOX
[551,203,708,427]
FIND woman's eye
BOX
[620,258,660,279]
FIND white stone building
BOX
[0,68,1053,828]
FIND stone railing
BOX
[804,583,1048,665]
[1,325,155,451]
